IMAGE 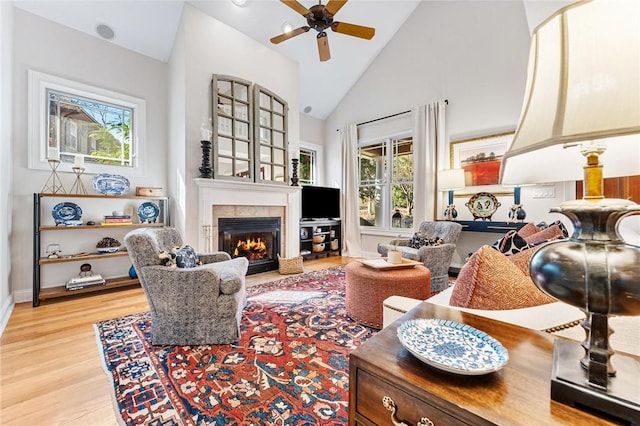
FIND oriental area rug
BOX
[94,265,377,426]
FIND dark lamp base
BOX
[551,339,640,424]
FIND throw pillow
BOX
[161,245,200,268]
[409,233,443,249]
[516,222,541,238]
[491,230,532,255]
[449,245,555,310]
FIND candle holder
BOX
[199,140,213,178]
[42,160,66,194]
[507,187,526,223]
[290,158,299,186]
[69,167,88,195]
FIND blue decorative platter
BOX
[92,174,130,196]
[397,318,508,375]
[52,202,82,224]
[138,201,160,223]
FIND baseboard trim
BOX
[0,295,15,337]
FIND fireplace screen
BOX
[219,217,281,274]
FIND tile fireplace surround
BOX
[195,179,301,259]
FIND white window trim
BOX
[28,69,146,176]
[299,140,323,186]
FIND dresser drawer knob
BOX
[382,396,434,426]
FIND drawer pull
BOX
[382,396,434,426]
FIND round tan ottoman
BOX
[345,261,431,329]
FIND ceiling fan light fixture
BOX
[281,21,293,34]
[231,0,248,7]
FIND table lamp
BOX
[437,169,465,221]
[500,0,640,421]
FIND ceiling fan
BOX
[270,0,376,62]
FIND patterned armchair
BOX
[124,227,248,345]
[377,221,463,293]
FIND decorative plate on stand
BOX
[52,202,82,224]
[137,201,160,223]
[92,174,130,196]
[465,192,500,221]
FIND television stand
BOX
[300,219,341,259]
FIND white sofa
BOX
[383,287,640,356]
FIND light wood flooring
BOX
[0,256,351,426]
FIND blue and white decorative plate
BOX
[92,174,130,196]
[137,201,160,223]
[52,202,82,224]
[397,318,508,375]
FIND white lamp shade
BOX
[501,0,640,185]
[437,169,466,191]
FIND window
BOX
[299,148,316,185]
[28,70,146,175]
[212,75,288,184]
[358,136,414,229]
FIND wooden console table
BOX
[349,302,631,425]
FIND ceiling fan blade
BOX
[324,0,348,16]
[270,26,310,44]
[331,21,375,40]
[280,0,311,16]
[317,32,331,62]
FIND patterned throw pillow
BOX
[408,233,443,249]
[449,245,555,310]
[162,245,200,268]
[491,230,532,255]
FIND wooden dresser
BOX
[349,302,630,425]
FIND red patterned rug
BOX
[94,265,376,425]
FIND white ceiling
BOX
[13,0,421,119]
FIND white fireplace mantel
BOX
[194,178,301,257]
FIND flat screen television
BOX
[301,186,341,220]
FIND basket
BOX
[277,254,303,275]
[312,234,325,243]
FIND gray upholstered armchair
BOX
[377,221,463,293]
[124,227,249,346]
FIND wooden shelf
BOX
[38,192,167,200]
[40,223,165,231]
[39,250,130,265]
[39,276,140,301]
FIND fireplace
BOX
[218,217,281,275]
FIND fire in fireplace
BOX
[218,217,281,274]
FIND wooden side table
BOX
[349,301,634,425]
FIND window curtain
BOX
[340,124,362,257]
[412,101,447,224]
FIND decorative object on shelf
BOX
[312,234,325,243]
[397,318,509,375]
[52,202,82,225]
[290,158,299,186]
[199,140,213,178]
[465,192,500,221]
[45,243,62,258]
[437,169,465,221]
[92,174,130,196]
[69,166,88,195]
[499,1,640,421]
[330,239,339,251]
[300,227,309,240]
[199,117,213,178]
[507,186,526,223]
[137,201,160,223]
[41,159,66,194]
[96,237,122,253]
[312,243,325,252]
[128,265,137,279]
[135,187,163,197]
[66,263,105,290]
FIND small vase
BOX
[128,265,138,279]
[387,250,403,265]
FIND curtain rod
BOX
[335,100,448,131]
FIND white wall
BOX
[325,1,572,258]
[299,113,326,186]
[10,8,169,303]
[170,4,300,246]
[0,1,14,334]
